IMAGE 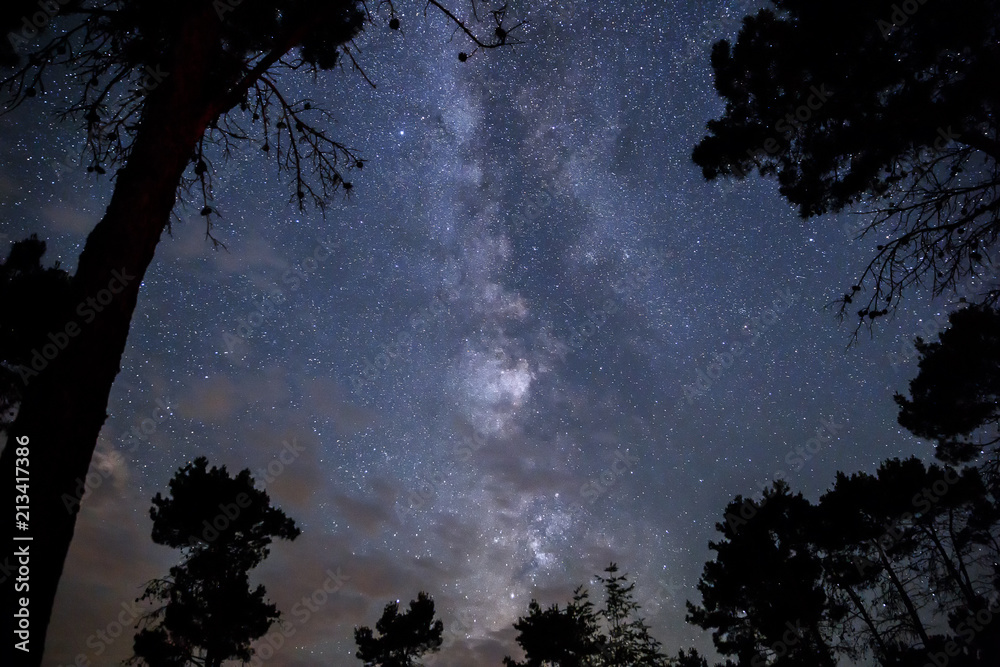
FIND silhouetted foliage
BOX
[595,564,668,667]
[505,564,670,667]
[128,457,299,667]
[0,1,522,657]
[503,587,604,667]
[691,0,1000,329]
[671,648,737,667]
[147,456,300,567]
[815,457,1000,665]
[895,305,1000,465]
[0,234,73,431]
[354,592,444,667]
[686,482,836,667]
[689,457,1000,666]
[670,649,708,667]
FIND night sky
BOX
[0,1,965,665]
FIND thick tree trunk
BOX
[2,12,223,665]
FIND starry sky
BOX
[0,1,972,665]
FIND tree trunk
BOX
[2,10,223,665]
[945,507,979,605]
[872,539,930,647]
[839,582,890,664]
[921,521,978,609]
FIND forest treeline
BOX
[116,302,1000,666]
[3,0,1000,663]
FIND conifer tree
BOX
[128,457,300,667]
[355,592,444,667]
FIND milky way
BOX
[0,1,963,665]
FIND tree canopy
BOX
[503,587,605,667]
[147,456,299,568]
[504,564,668,667]
[128,456,300,667]
[686,483,836,667]
[354,592,444,667]
[688,456,1000,666]
[895,305,1000,465]
[691,0,1000,327]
